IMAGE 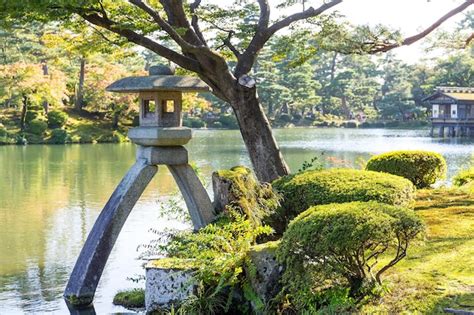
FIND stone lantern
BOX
[64,65,215,308]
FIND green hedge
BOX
[27,119,48,135]
[276,201,424,310]
[49,129,70,144]
[453,167,474,187]
[47,110,69,129]
[269,168,415,234]
[366,150,447,188]
[183,117,206,128]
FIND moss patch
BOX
[113,288,145,309]
[361,188,474,313]
[146,258,198,270]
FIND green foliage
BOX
[113,289,145,309]
[453,167,474,187]
[0,123,6,137]
[183,117,206,128]
[49,128,70,144]
[47,110,68,128]
[297,155,324,173]
[214,166,281,227]
[276,201,424,312]
[270,168,415,234]
[366,151,447,188]
[26,119,47,135]
[154,212,273,314]
[218,114,239,129]
[25,110,43,124]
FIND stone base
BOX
[145,259,196,312]
[136,146,188,165]
[129,127,192,146]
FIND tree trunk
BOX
[231,88,290,183]
[42,61,49,114]
[20,95,28,131]
[75,58,86,111]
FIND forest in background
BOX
[0,14,472,144]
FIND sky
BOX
[264,0,470,63]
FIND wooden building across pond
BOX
[424,87,474,137]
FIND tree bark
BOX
[75,58,86,111]
[231,87,290,182]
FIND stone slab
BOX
[128,127,192,146]
[136,146,188,165]
[145,260,195,312]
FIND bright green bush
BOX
[27,119,48,135]
[453,167,474,187]
[49,129,70,144]
[113,289,144,308]
[270,168,415,234]
[366,150,447,188]
[276,201,424,311]
[47,110,69,129]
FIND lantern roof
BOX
[106,65,210,93]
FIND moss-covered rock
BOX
[212,166,280,226]
[269,168,415,234]
[366,150,447,188]
[113,288,145,309]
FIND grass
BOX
[362,187,474,314]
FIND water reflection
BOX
[0,128,473,313]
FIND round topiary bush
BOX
[25,110,43,123]
[276,201,424,309]
[47,110,69,129]
[453,167,474,187]
[365,150,447,188]
[27,119,48,135]
[49,129,70,144]
[269,168,415,234]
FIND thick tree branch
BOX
[79,12,200,72]
[189,0,207,45]
[371,0,474,53]
[235,0,342,77]
[128,0,199,52]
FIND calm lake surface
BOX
[1,128,473,314]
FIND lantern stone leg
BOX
[64,159,157,306]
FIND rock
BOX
[145,258,197,312]
[246,241,283,313]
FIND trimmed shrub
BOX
[276,201,424,310]
[27,119,48,135]
[25,110,43,123]
[453,167,474,187]
[47,110,69,129]
[269,168,415,235]
[183,117,206,128]
[366,150,447,188]
[49,129,70,144]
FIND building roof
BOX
[423,87,474,102]
[107,75,210,93]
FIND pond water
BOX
[0,128,473,314]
